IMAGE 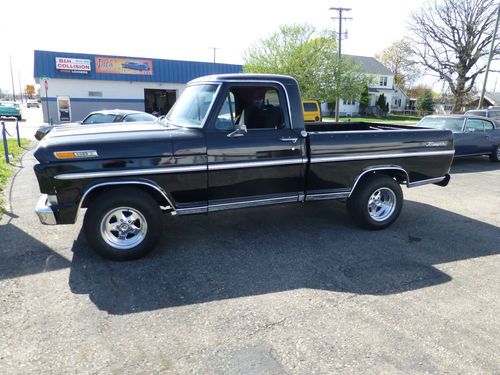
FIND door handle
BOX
[280,137,298,143]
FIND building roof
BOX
[344,55,393,76]
[485,91,500,106]
[34,50,242,84]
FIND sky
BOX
[1,0,499,96]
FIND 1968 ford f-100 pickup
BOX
[33,74,454,260]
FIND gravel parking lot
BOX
[0,148,499,374]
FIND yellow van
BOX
[302,100,321,122]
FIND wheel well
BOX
[80,184,172,210]
[351,168,408,195]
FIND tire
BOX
[16,115,22,121]
[83,188,163,260]
[489,145,500,162]
[347,175,403,230]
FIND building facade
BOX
[34,50,242,123]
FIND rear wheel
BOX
[347,175,403,229]
[83,188,163,260]
[490,145,500,162]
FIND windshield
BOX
[417,117,464,133]
[165,84,218,127]
[82,113,117,124]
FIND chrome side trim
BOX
[175,206,208,215]
[55,165,207,180]
[208,195,299,212]
[77,180,175,213]
[307,128,449,134]
[305,191,350,201]
[407,176,446,188]
[208,158,303,171]
[349,167,409,197]
[311,150,455,163]
[35,194,57,225]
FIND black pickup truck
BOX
[33,74,454,260]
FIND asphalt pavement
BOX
[0,147,499,374]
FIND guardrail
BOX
[1,118,21,164]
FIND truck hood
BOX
[34,122,205,163]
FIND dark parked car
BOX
[34,110,158,140]
[33,74,454,260]
[121,61,150,71]
[417,115,500,162]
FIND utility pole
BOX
[9,56,16,102]
[478,2,500,109]
[17,70,23,103]
[330,7,352,122]
[210,47,220,73]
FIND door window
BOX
[483,120,494,131]
[214,86,286,131]
[465,119,484,132]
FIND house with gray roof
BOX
[321,55,408,116]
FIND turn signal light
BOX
[54,150,98,159]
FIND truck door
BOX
[205,83,306,210]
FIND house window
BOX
[343,99,356,105]
[379,76,387,86]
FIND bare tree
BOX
[375,40,421,89]
[408,0,499,113]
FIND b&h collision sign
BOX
[55,57,91,74]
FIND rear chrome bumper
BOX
[35,194,57,225]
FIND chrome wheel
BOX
[367,188,397,222]
[496,146,500,159]
[100,207,148,250]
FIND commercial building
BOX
[34,50,242,123]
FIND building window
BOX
[343,99,356,105]
[379,76,387,86]
[88,91,103,97]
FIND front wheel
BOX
[83,188,163,260]
[347,175,403,230]
[490,145,500,162]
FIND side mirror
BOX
[227,123,247,137]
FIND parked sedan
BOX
[35,109,158,140]
[27,99,40,108]
[0,101,22,120]
[417,115,500,162]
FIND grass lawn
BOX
[0,138,30,217]
[323,114,421,124]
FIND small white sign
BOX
[55,57,91,73]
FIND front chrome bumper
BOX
[35,194,57,225]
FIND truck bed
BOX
[304,121,454,194]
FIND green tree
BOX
[358,85,369,115]
[376,94,389,116]
[416,89,435,115]
[244,24,369,104]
